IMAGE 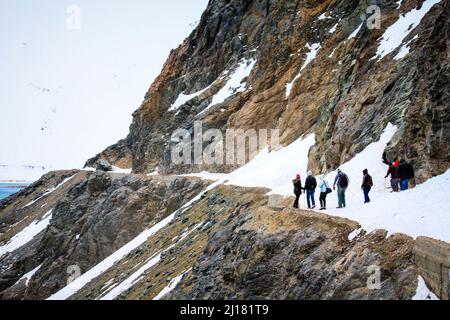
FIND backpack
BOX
[339,174,349,188]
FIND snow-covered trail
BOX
[186,123,450,244]
[320,124,450,241]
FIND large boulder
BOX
[96,159,113,172]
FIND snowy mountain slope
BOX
[0,165,48,182]
[47,179,222,300]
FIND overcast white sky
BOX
[0,0,208,179]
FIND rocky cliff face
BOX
[86,0,449,183]
[0,171,208,299]
[170,208,417,300]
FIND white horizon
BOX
[0,0,208,181]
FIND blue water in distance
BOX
[0,183,29,200]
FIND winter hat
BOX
[307,170,313,176]
[363,169,368,175]
[296,174,300,179]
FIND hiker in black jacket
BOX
[385,160,400,192]
[398,159,415,191]
[304,171,317,209]
[292,174,302,208]
[361,169,373,203]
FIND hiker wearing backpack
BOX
[398,159,415,191]
[361,169,373,203]
[304,171,317,209]
[292,174,303,208]
[318,175,331,210]
[333,169,349,208]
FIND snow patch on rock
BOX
[413,276,439,300]
[0,210,53,258]
[285,43,322,97]
[376,0,441,60]
[199,58,257,116]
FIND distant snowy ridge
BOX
[0,165,49,182]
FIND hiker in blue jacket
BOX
[318,175,331,210]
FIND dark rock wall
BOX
[0,171,208,300]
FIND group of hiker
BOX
[293,169,350,210]
[384,158,415,192]
[292,157,415,210]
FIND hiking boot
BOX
[336,206,343,209]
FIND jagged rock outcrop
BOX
[86,0,449,183]
[0,170,81,242]
[0,171,208,300]
[170,206,417,300]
